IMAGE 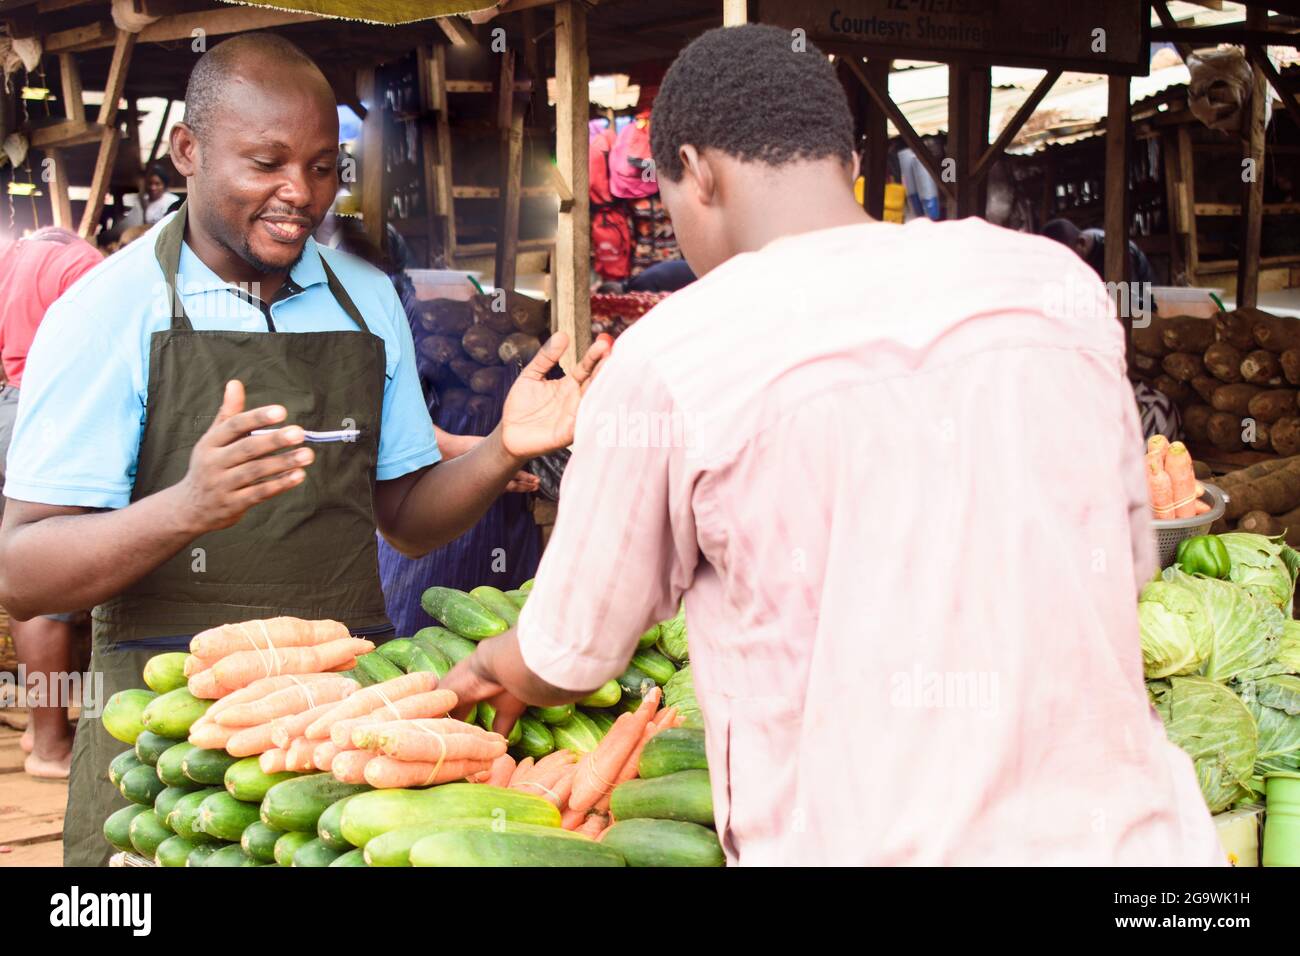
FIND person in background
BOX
[440,24,1222,866]
[121,164,181,228]
[627,258,695,293]
[0,226,102,778]
[897,141,942,221]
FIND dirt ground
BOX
[0,721,66,867]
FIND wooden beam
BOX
[1237,7,1269,310]
[1247,44,1300,117]
[58,54,85,124]
[126,98,144,173]
[97,30,136,128]
[969,64,991,215]
[841,56,955,204]
[1162,130,1185,283]
[495,49,524,291]
[723,0,748,26]
[46,149,73,230]
[554,0,591,372]
[1149,25,1300,46]
[49,8,322,52]
[549,163,574,213]
[147,99,173,166]
[862,58,889,220]
[971,70,1061,183]
[37,0,101,11]
[44,21,114,54]
[1177,123,1200,284]
[1152,0,1194,62]
[29,120,107,149]
[437,15,476,46]
[430,44,457,264]
[416,47,438,269]
[950,65,974,217]
[357,67,385,250]
[79,125,120,238]
[1103,75,1132,368]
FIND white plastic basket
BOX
[1153,482,1227,568]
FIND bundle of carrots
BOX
[1146,437,1213,521]
[479,687,685,840]
[185,617,374,699]
[188,673,360,752]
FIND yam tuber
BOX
[461,323,504,366]
[1133,319,1170,358]
[1216,309,1263,351]
[1182,404,1214,444]
[470,295,517,335]
[1246,389,1298,424]
[1161,352,1205,383]
[1152,375,1192,405]
[1238,510,1282,536]
[1281,349,1300,386]
[1190,375,1220,405]
[1161,317,1215,353]
[1211,383,1263,416]
[1206,412,1247,451]
[1272,417,1300,457]
[1241,350,1283,385]
[1203,342,1244,383]
[498,332,542,366]
[1220,451,1300,519]
[1251,311,1300,353]
[469,366,507,396]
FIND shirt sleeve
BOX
[3,296,145,509]
[375,282,440,481]
[516,348,698,691]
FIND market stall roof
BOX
[210,0,489,26]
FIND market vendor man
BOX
[442,25,1224,865]
[0,33,608,867]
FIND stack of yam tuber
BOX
[1161,317,1215,353]
[1207,411,1247,451]
[1211,384,1262,416]
[1182,404,1214,443]
[1203,342,1244,383]
[462,323,504,366]
[1216,455,1300,520]
[1252,310,1300,353]
[419,299,473,337]
[1152,375,1192,405]
[1133,319,1170,358]
[1241,350,1283,385]
[1162,353,1204,382]
[1281,349,1300,386]
[1216,309,1263,351]
[1190,375,1220,405]
[1247,389,1298,424]
[1272,418,1300,457]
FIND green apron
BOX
[64,205,392,866]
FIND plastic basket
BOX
[1153,482,1227,568]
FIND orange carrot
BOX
[330,715,382,750]
[1194,498,1212,515]
[183,654,214,678]
[205,673,339,721]
[560,806,588,830]
[569,687,661,814]
[576,812,608,838]
[352,717,492,752]
[508,757,534,787]
[1165,442,1199,519]
[226,722,278,757]
[214,676,359,727]
[259,748,288,774]
[285,736,319,772]
[518,762,579,809]
[363,755,494,789]
[362,688,459,723]
[330,749,375,784]
[595,823,614,842]
[188,720,235,749]
[313,740,341,772]
[205,638,373,695]
[1146,435,1170,472]
[1147,458,1175,521]
[469,768,492,783]
[304,672,440,739]
[595,722,664,813]
[485,753,516,788]
[189,616,350,660]
[373,725,508,763]
[272,702,339,750]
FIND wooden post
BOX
[1161,129,1184,284]
[146,99,172,166]
[969,65,991,216]
[416,47,439,268]
[723,0,747,26]
[862,58,889,219]
[495,49,524,291]
[1177,123,1200,286]
[430,45,457,266]
[47,150,73,229]
[949,64,973,217]
[1104,75,1132,369]
[78,29,134,238]
[357,67,385,250]
[1237,7,1268,309]
[58,53,85,124]
[125,98,143,172]
[554,0,591,370]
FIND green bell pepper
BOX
[1175,534,1231,579]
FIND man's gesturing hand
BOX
[173,380,313,535]
[500,332,612,459]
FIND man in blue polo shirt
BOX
[0,32,608,865]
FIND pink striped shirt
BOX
[518,218,1223,865]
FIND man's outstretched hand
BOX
[500,332,611,459]
[441,649,528,737]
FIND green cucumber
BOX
[410,822,624,867]
[516,715,555,759]
[241,820,284,863]
[477,703,522,746]
[520,578,534,592]
[339,783,560,847]
[109,749,144,788]
[103,688,157,744]
[141,687,211,738]
[528,703,574,725]
[376,638,419,669]
[119,764,165,806]
[103,804,149,852]
[578,680,621,709]
[609,769,714,826]
[503,588,529,609]
[182,746,239,785]
[570,710,603,742]
[153,786,193,828]
[638,727,708,778]
[128,810,172,858]
[354,652,403,685]
[155,742,196,787]
[616,663,656,700]
[261,773,372,833]
[413,626,477,664]
[134,730,180,767]
[631,648,676,685]
[330,848,367,867]
[224,756,298,803]
[420,586,508,640]
[317,793,363,850]
[468,586,520,628]
[585,710,615,736]
[292,837,344,867]
[200,843,261,867]
[143,652,190,694]
[403,638,453,678]
[550,714,600,754]
[166,787,223,842]
[155,835,199,867]
[402,647,442,674]
[185,843,221,866]
[637,623,661,649]
[274,830,315,866]
[197,791,262,842]
[600,819,723,867]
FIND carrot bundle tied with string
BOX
[569,686,661,814]
[304,672,440,739]
[190,617,350,660]
[190,638,374,699]
[1165,441,1202,519]
[214,676,359,727]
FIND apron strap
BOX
[154,201,193,332]
[319,255,373,335]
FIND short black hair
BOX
[650,24,854,182]
[146,164,169,186]
[1041,218,1082,247]
[183,32,320,140]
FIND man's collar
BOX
[176,234,327,299]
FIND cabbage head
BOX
[657,603,688,664]
[1238,674,1300,775]
[1150,675,1259,813]
[1217,533,1299,614]
[1138,574,1213,678]
[1279,621,1300,674]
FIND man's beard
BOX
[231,229,307,276]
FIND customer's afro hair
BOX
[650,24,855,183]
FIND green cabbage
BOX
[1178,573,1285,682]
[1238,674,1300,775]
[1217,533,1299,613]
[1138,575,1213,678]
[657,603,688,664]
[1151,676,1259,813]
[1279,621,1300,674]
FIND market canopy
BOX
[215,0,494,26]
